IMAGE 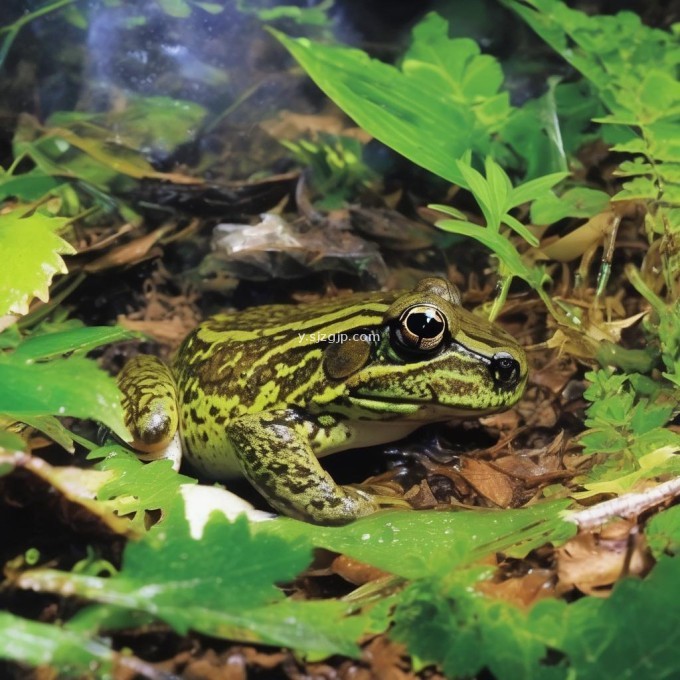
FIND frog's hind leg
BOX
[228,409,379,525]
[117,355,182,469]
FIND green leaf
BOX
[530,187,610,224]
[0,612,114,677]
[546,556,680,679]
[13,326,137,361]
[191,2,225,14]
[156,0,191,18]
[507,171,569,209]
[258,501,575,580]
[435,218,547,289]
[392,576,563,680]
[0,208,75,317]
[93,448,196,526]
[0,429,25,452]
[16,503,378,658]
[16,414,75,452]
[501,212,540,247]
[0,170,64,201]
[392,554,680,680]
[646,506,680,559]
[0,354,130,441]
[272,13,514,187]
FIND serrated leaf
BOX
[94,448,196,526]
[15,501,378,658]
[543,556,680,679]
[614,176,659,201]
[0,209,75,317]
[646,506,680,559]
[392,552,680,680]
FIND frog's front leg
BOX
[227,409,379,525]
[117,355,182,469]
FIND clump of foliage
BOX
[282,132,377,209]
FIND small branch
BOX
[566,477,680,530]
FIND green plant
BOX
[503,0,680,297]
[281,133,377,209]
[432,156,566,320]
[0,325,135,448]
[272,12,568,187]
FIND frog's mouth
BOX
[347,394,510,418]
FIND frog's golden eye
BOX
[396,304,446,351]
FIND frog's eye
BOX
[490,352,521,388]
[395,304,446,351]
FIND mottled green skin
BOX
[118,278,528,524]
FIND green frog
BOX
[118,277,527,524]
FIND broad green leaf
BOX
[272,13,515,188]
[392,576,564,680]
[13,326,137,361]
[0,612,114,678]
[15,414,75,451]
[0,170,63,201]
[530,187,610,224]
[0,354,130,441]
[258,501,575,580]
[48,96,209,158]
[0,209,75,317]
[15,505,377,658]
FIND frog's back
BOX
[172,293,395,474]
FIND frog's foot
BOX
[117,355,179,450]
[353,484,413,510]
[228,410,381,525]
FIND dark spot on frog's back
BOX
[189,406,206,425]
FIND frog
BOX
[117,277,528,524]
